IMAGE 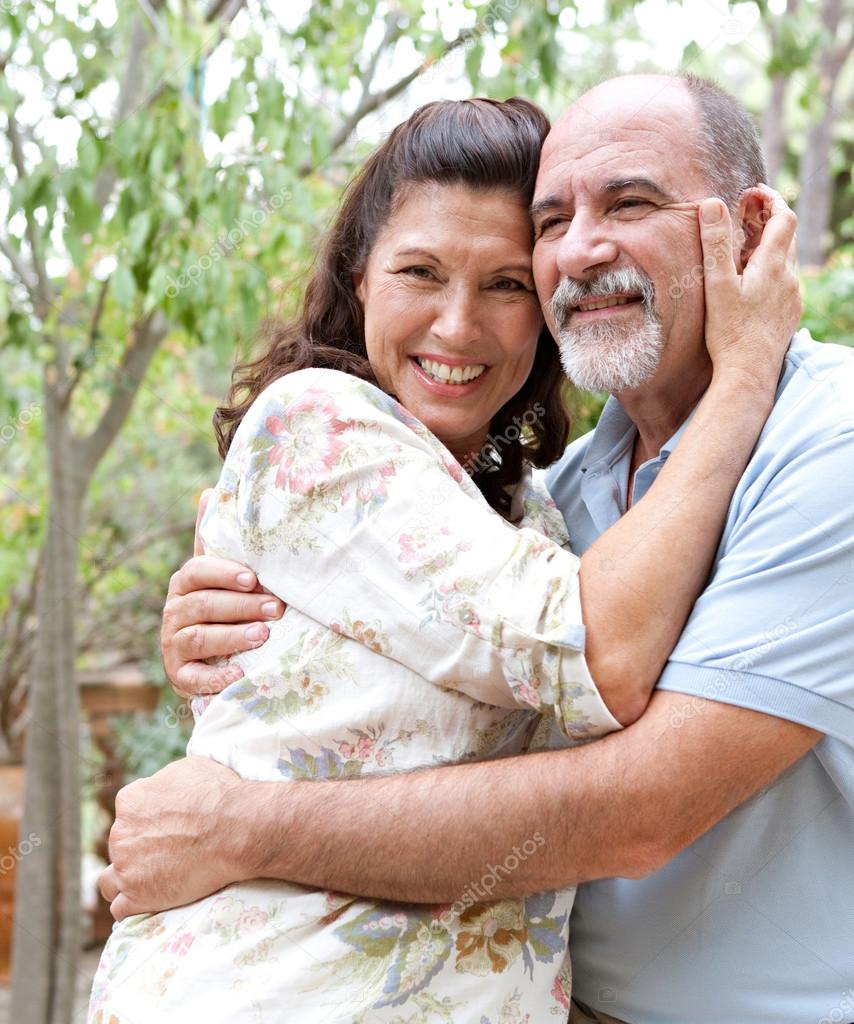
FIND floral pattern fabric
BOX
[89,369,621,1024]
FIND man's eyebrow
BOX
[529,196,565,220]
[602,177,672,202]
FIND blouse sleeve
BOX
[199,368,621,740]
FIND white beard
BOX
[549,269,665,393]
[557,314,665,393]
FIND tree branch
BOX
[81,519,194,591]
[61,277,111,406]
[75,310,168,478]
[303,23,481,176]
[95,0,248,209]
[0,234,38,298]
[4,108,52,315]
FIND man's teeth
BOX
[576,295,638,312]
[416,358,486,384]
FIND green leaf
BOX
[161,190,184,219]
[127,210,152,257]
[112,264,136,309]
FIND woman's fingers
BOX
[745,185,798,275]
[698,198,736,295]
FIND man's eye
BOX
[536,216,570,238]
[491,278,527,291]
[613,198,651,212]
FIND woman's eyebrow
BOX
[394,247,440,260]
[492,264,534,277]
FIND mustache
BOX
[549,268,656,331]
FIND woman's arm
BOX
[200,366,622,736]
[578,191,801,721]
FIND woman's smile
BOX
[356,182,543,465]
[409,355,491,396]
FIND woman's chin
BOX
[406,406,488,456]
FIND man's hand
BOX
[99,757,250,920]
[162,488,285,698]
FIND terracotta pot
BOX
[0,764,25,984]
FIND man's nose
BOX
[555,213,619,280]
[431,286,483,347]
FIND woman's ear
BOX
[352,271,365,303]
[735,188,767,271]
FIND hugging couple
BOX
[90,72,854,1024]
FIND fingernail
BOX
[701,200,724,224]
[236,572,254,589]
[261,601,280,618]
[245,623,266,642]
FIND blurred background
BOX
[0,0,852,1019]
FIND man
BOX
[102,74,854,1023]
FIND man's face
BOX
[531,78,715,394]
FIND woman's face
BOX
[356,183,544,465]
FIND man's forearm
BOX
[222,691,817,905]
[228,734,654,904]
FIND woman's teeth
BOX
[416,358,486,385]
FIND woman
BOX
[89,98,799,1023]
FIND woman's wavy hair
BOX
[214,97,570,514]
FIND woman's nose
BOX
[430,287,483,347]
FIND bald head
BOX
[546,73,766,211]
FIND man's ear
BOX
[734,188,766,272]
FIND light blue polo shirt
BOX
[544,329,854,1024]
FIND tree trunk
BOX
[762,72,789,186]
[760,0,801,187]
[10,381,85,1024]
[797,0,853,266]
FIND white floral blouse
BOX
[88,368,621,1024]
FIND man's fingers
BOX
[99,864,119,903]
[174,619,271,661]
[173,660,245,699]
[167,556,260,599]
[165,589,282,633]
[110,893,140,923]
[193,489,214,557]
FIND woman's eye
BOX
[403,266,436,279]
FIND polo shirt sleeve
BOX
[657,427,854,745]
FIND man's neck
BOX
[618,357,713,465]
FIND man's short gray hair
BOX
[680,73,768,211]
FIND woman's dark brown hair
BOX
[214,97,570,514]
